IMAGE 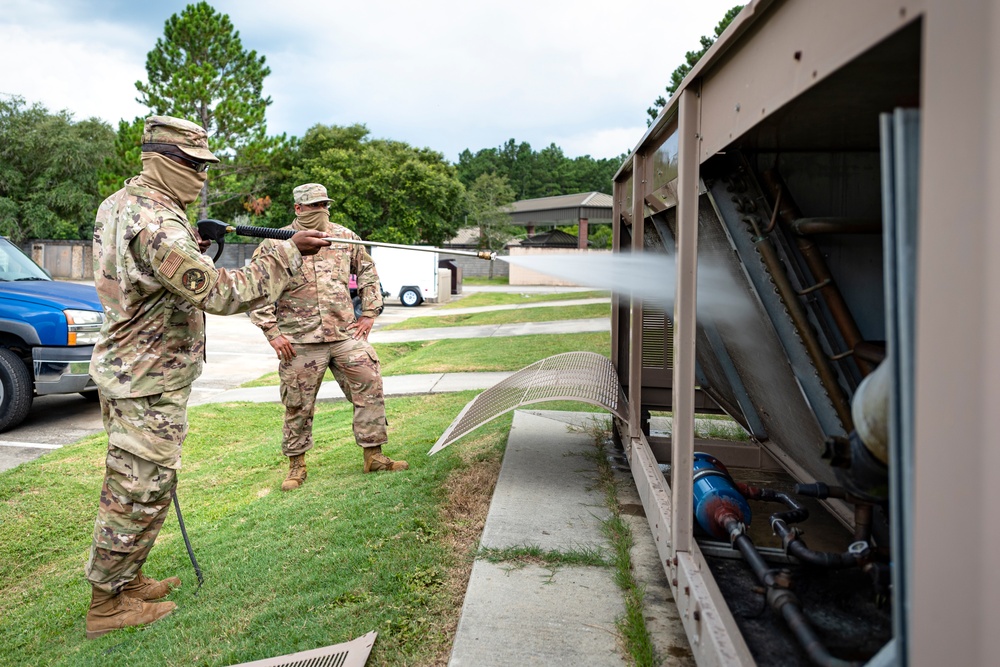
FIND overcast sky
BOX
[0,0,742,162]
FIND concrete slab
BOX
[197,372,507,405]
[372,318,609,343]
[430,372,512,393]
[449,562,624,667]
[450,411,624,666]
[491,318,609,337]
[379,373,444,395]
[448,409,694,666]
[436,297,609,316]
[480,410,610,552]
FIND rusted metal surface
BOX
[428,352,628,455]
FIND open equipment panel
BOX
[611,1,1000,665]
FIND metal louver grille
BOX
[641,305,674,369]
[429,352,629,455]
[228,631,376,667]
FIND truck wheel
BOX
[0,347,32,432]
[400,287,422,307]
[352,296,363,319]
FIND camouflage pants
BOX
[278,339,387,456]
[85,388,190,593]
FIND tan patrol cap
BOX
[142,115,219,163]
[293,183,333,205]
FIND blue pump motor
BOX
[692,452,752,539]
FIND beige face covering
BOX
[296,208,331,230]
[135,152,208,207]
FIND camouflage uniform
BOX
[85,116,306,594]
[249,186,388,457]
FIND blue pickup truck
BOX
[0,238,103,431]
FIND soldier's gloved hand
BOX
[269,334,296,362]
[291,230,332,256]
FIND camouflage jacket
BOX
[249,221,383,343]
[91,178,304,399]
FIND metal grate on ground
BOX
[227,631,376,667]
[429,352,628,454]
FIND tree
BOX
[98,117,144,199]
[0,96,114,243]
[292,125,465,246]
[135,1,273,219]
[456,140,620,200]
[646,5,744,125]
[465,173,518,267]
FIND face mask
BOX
[296,208,330,230]
[136,152,208,208]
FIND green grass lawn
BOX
[0,393,514,666]
[380,303,609,331]
[460,275,508,286]
[438,290,609,310]
[0,291,619,665]
[242,331,610,387]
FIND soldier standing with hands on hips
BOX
[84,116,330,639]
[250,183,408,493]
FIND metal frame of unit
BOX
[611,1,1000,665]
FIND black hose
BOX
[171,488,204,595]
[233,224,295,241]
[778,599,862,667]
[740,484,865,569]
[724,518,862,667]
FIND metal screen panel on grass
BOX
[429,352,628,455]
[228,631,376,667]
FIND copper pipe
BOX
[791,218,882,235]
[853,341,886,365]
[747,216,855,431]
[798,279,832,296]
[761,170,875,376]
[853,503,874,543]
[762,188,782,235]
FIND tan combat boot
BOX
[121,569,181,601]
[281,454,307,491]
[85,587,176,639]
[363,446,409,473]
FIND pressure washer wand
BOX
[196,219,497,262]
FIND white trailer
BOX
[371,246,438,307]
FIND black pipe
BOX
[739,484,867,569]
[724,518,862,667]
[779,597,862,667]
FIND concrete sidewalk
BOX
[448,410,694,666]
[429,296,609,316]
[373,317,609,343]
[195,371,513,406]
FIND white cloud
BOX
[1,0,744,160]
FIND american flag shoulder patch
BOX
[159,249,184,278]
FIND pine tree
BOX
[135,2,272,219]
